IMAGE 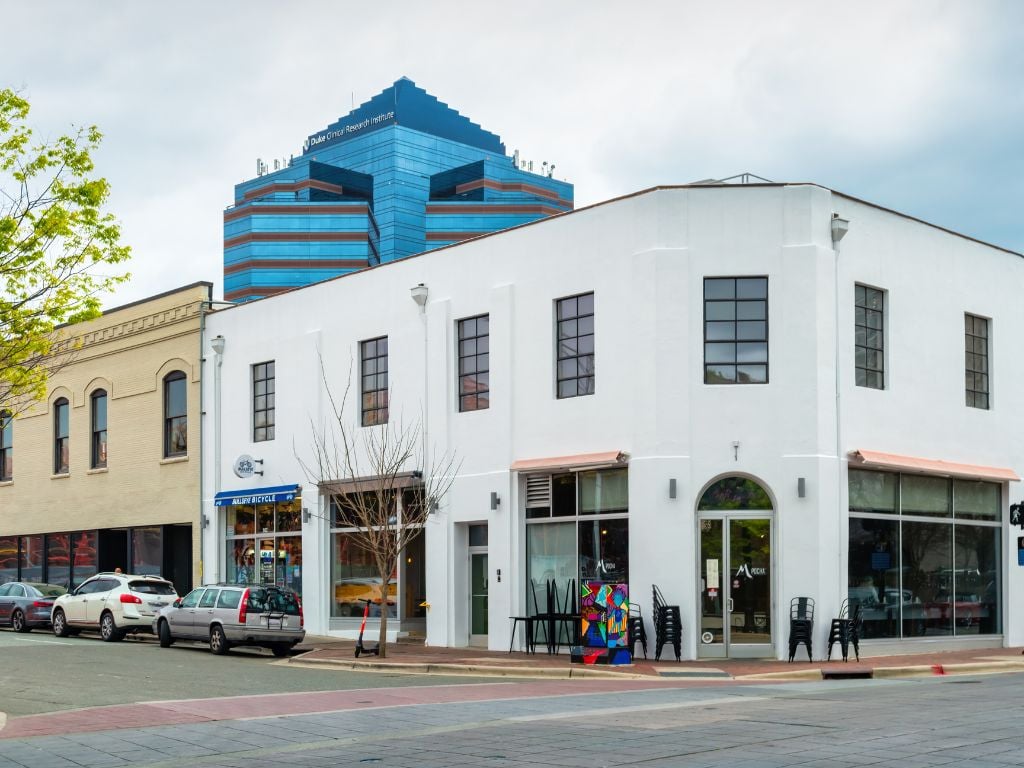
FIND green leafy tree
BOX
[1,88,131,414]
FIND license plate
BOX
[265,617,283,630]
[151,601,168,608]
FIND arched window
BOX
[53,398,70,474]
[0,410,12,481]
[163,372,187,457]
[90,390,108,469]
[698,476,772,510]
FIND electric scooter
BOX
[354,598,380,657]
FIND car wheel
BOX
[158,619,174,648]
[209,625,230,655]
[270,644,290,658]
[100,611,124,642]
[12,609,30,633]
[53,608,70,637]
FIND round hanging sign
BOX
[233,454,256,478]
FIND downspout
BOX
[831,214,850,617]
[198,300,207,588]
[210,333,226,584]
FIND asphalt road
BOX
[0,627,493,717]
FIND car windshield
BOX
[27,583,67,597]
[129,581,176,595]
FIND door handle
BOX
[727,598,734,613]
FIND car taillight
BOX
[32,601,50,608]
[298,596,304,628]
[119,593,143,604]
[239,588,250,624]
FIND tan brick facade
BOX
[0,283,211,590]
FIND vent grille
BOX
[525,475,552,508]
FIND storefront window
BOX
[228,505,256,535]
[223,494,303,596]
[526,522,575,614]
[0,535,17,584]
[403,533,426,619]
[47,533,71,589]
[20,534,43,582]
[132,527,163,576]
[578,518,629,582]
[331,532,395,618]
[697,476,772,510]
[226,539,256,584]
[72,530,97,587]
[848,469,1001,638]
[277,500,302,532]
[257,503,274,533]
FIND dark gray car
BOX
[153,583,304,656]
[0,582,67,631]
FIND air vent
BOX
[525,475,552,508]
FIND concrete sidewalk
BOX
[291,635,1024,681]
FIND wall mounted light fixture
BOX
[797,478,806,498]
[201,515,210,529]
[302,507,311,523]
[490,492,500,511]
[669,479,677,499]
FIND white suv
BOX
[52,572,178,641]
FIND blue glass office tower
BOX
[224,78,574,302]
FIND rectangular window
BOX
[704,277,768,384]
[0,410,11,481]
[163,372,187,457]
[555,292,595,398]
[253,361,275,442]
[847,468,1001,639]
[91,390,107,469]
[54,398,69,473]
[855,285,885,389]
[361,337,389,426]
[457,315,490,412]
[965,313,989,409]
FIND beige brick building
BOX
[0,283,211,594]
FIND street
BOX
[3,629,1024,767]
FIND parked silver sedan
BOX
[0,582,66,632]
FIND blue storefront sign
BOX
[214,484,300,507]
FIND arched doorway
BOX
[696,476,775,659]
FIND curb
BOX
[737,660,1024,682]
[0,711,6,733]
[288,653,649,679]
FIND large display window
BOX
[224,498,303,595]
[848,469,1001,639]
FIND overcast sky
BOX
[3,1,1021,306]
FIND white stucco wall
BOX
[202,184,1023,656]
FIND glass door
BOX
[698,516,773,658]
[469,550,488,646]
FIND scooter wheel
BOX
[355,647,361,658]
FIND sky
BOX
[2,1,1021,306]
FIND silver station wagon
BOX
[153,583,305,656]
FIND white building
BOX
[201,183,1023,659]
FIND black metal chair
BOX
[788,596,814,662]
[827,599,851,662]
[628,603,648,660]
[652,584,682,662]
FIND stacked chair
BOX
[652,585,682,662]
[788,596,815,662]
[627,603,648,660]
[827,599,863,662]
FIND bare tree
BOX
[298,357,458,657]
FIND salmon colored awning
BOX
[510,450,628,473]
[849,449,1020,482]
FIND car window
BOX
[77,580,102,595]
[0,584,10,596]
[266,588,301,616]
[246,588,269,613]
[9,584,25,598]
[181,589,204,608]
[216,590,242,609]
[33,584,67,597]
[199,589,220,608]
[129,580,176,596]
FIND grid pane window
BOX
[965,314,989,409]
[253,361,276,442]
[361,336,389,426]
[555,292,595,399]
[163,372,187,457]
[457,315,489,412]
[855,285,885,389]
[0,410,11,481]
[53,398,69,473]
[90,390,107,469]
[704,277,768,384]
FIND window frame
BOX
[457,314,490,412]
[53,397,70,474]
[0,409,11,481]
[854,284,885,389]
[360,336,389,426]
[90,389,108,469]
[965,313,989,410]
[555,291,595,399]
[252,361,276,442]
[703,276,769,385]
[163,371,187,458]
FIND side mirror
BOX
[173,598,183,608]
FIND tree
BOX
[299,359,459,658]
[1,89,131,414]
